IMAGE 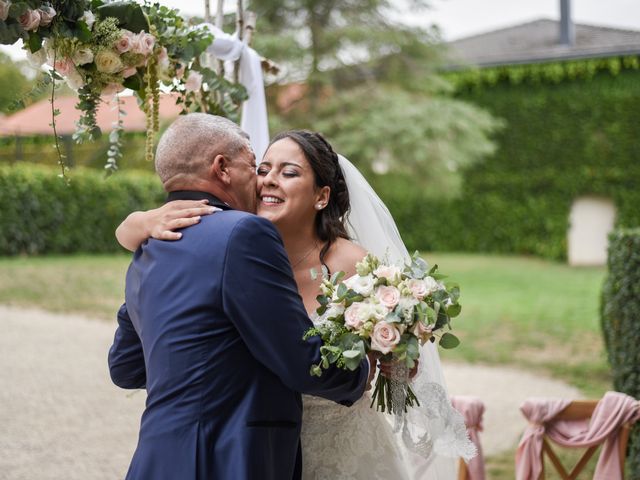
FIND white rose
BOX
[373,264,402,284]
[397,297,419,319]
[424,276,441,295]
[370,321,401,355]
[0,1,11,22]
[65,68,84,90]
[38,6,56,27]
[94,49,123,74]
[72,47,93,66]
[324,303,345,320]
[80,10,95,29]
[344,274,375,297]
[184,70,203,92]
[19,9,41,31]
[375,285,401,310]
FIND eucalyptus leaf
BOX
[439,332,460,349]
[97,2,149,33]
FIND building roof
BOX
[445,19,640,68]
[0,93,183,136]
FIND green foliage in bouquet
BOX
[601,228,640,479]
[304,252,461,413]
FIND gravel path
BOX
[0,305,581,479]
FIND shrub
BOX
[601,228,640,478]
[0,164,164,255]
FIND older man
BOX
[108,114,369,479]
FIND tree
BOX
[251,0,440,99]
[252,1,502,192]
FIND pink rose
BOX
[406,279,428,300]
[121,66,137,78]
[344,303,366,330]
[412,321,432,345]
[184,70,203,92]
[133,32,155,56]
[115,32,133,53]
[376,285,401,309]
[0,1,10,22]
[19,9,41,31]
[374,265,401,283]
[370,321,401,354]
[53,58,73,76]
[38,6,56,27]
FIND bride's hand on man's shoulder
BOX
[145,200,220,241]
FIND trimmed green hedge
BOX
[0,164,164,255]
[601,229,640,478]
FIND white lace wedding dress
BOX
[298,156,475,480]
[301,392,412,479]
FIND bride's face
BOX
[256,138,329,229]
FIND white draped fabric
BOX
[202,24,270,162]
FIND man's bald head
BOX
[155,113,249,189]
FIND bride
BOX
[116,130,471,479]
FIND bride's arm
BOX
[115,200,218,251]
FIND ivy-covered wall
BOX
[390,59,640,260]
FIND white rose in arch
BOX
[95,50,123,74]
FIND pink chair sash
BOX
[515,391,640,480]
[451,395,486,480]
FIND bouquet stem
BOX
[370,374,420,414]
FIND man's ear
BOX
[210,154,231,185]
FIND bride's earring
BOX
[315,203,325,210]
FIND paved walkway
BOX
[0,305,581,479]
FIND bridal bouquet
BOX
[304,252,461,414]
[0,1,246,174]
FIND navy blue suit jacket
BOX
[108,192,368,480]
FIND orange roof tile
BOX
[0,93,183,136]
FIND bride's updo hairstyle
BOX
[268,130,350,265]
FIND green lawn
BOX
[0,251,611,394]
[0,254,131,320]
[427,253,610,397]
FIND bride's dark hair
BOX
[268,130,350,266]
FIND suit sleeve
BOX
[221,215,368,406]
[108,303,147,389]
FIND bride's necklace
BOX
[291,242,318,269]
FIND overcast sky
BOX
[2,0,639,59]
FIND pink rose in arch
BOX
[19,9,41,31]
